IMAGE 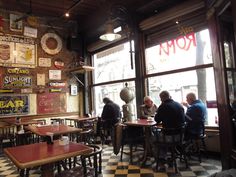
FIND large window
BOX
[93,81,136,117]
[92,42,136,116]
[145,29,218,126]
[93,42,135,84]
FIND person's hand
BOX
[182,102,188,107]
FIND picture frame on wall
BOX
[10,14,23,32]
[70,85,78,96]
[49,70,61,80]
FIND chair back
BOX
[157,125,185,145]
[80,144,102,177]
[0,124,16,151]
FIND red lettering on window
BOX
[159,39,175,56]
[176,36,186,50]
[185,32,196,50]
[159,32,196,56]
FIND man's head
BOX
[186,92,196,105]
[143,96,153,107]
[159,91,171,102]
[103,97,111,104]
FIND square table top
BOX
[64,116,97,122]
[3,118,38,126]
[4,140,92,169]
[124,118,157,127]
[25,124,81,136]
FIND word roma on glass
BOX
[159,32,196,56]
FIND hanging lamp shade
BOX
[99,19,121,41]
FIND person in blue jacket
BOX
[182,92,207,140]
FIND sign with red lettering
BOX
[146,30,212,74]
[159,33,196,56]
[37,93,66,114]
[0,95,29,116]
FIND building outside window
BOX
[92,42,136,117]
[145,29,218,126]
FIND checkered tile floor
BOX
[0,144,222,177]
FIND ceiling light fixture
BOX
[65,12,70,17]
[99,19,121,41]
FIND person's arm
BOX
[154,107,162,124]
[101,105,109,120]
[140,105,148,118]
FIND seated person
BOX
[101,97,121,142]
[182,92,207,140]
[153,91,186,169]
[140,96,158,119]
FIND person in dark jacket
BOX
[155,91,186,128]
[100,97,121,143]
[101,97,121,127]
[182,92,207,140]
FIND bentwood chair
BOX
[0,124,16,153]
[56,144,102,177]
[152,125,188,173]
[184,122,207,163]
[116,124,144,163]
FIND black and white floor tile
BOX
[0,144,222,177]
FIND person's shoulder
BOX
[112,102,120,108]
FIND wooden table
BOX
[25,124,81,136]
[65,116,97,128]
[4,140,92,177]
[124,119,156,165]
[3,119,38,131]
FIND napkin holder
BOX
[59,136,69,145]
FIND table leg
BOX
[141,127,152,166]
[41,163,54,177]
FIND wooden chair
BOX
[77,119,96,144]
[97,118,110,145]
[0,124,16,153]
[15,131,34,145]
[118,124,144,163]
[184,133,207,163]
[56,144,102,177]
[51,118,64,124]
[152,125,188,173]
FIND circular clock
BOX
[40,32,62,55]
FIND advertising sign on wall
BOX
[0,35,37,68]
[3,75,32,87]
[0,94,29,116]
[37,93,66,114]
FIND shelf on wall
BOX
[67,65,95,74]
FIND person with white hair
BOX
[182,92,207,140]
[140,96,158,118]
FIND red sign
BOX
[54,59,64,69]
[37,93,66,114]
